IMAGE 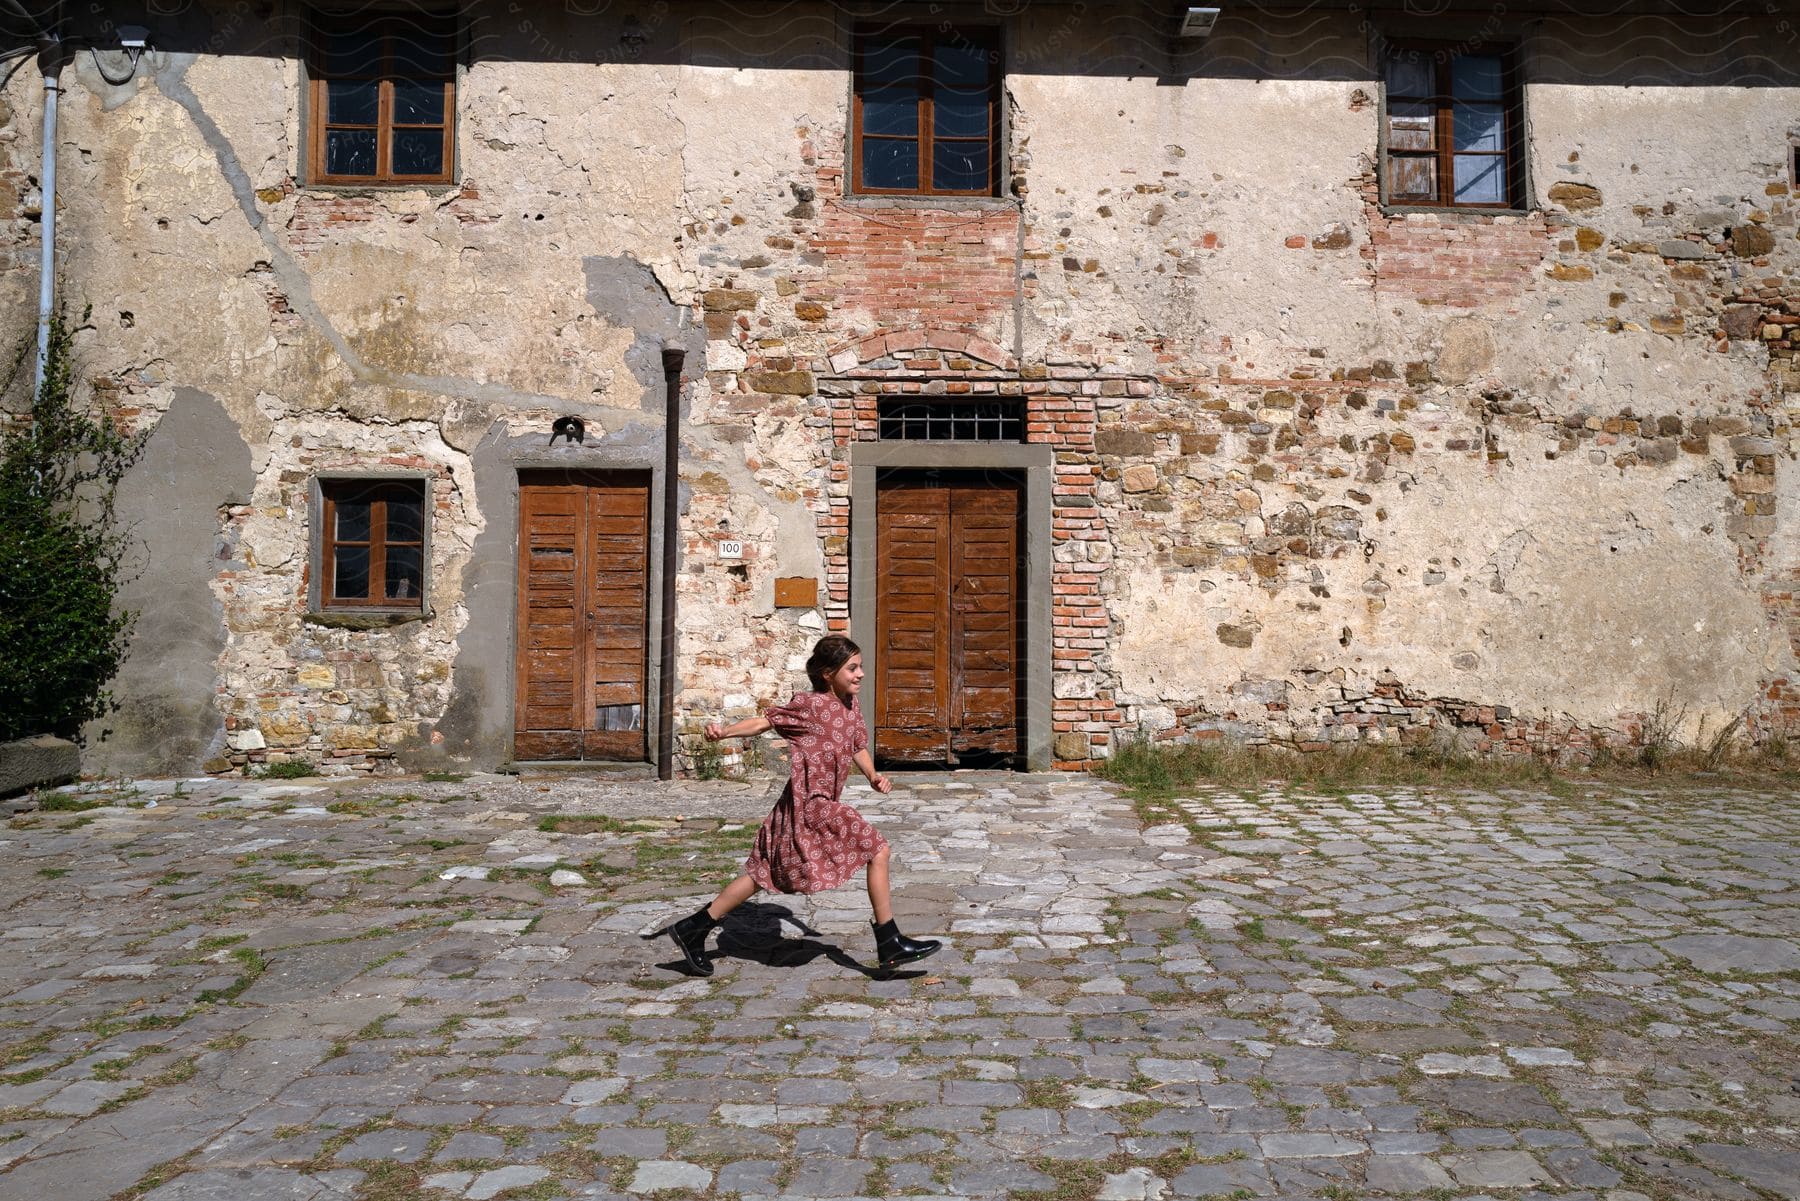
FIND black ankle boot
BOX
[668,906,719,976]
[871,919,940,971]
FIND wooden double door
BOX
[514,471,650,761]
[874,470,1023,765]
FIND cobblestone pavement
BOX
[0,771,1796,1201]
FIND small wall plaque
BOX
[774,577,818,608]
[717,540,744,560]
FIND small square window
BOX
[308,11,456,186]
[852,26,1002,197]
[1383,42,1523,209]
[317,478,428,610]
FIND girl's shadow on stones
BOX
[645,900,929,980]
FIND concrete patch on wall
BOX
[86,388,251,775]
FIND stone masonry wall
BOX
[12,1,1800,776]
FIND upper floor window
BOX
[852,27,1001,197]
[308,11,456,185]
[317,478,427,610]
[1383,43,1521,209]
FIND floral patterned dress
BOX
[743,690,889,895]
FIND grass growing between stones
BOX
[250,759,317,779]
[1098,736,1570,807]
[1101,731,1800,815]
[31,792,111,813]
[1014,1147,1209,1201]
[536,814,661,835]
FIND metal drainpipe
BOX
[656,346,685,781]
[32,34,63,399]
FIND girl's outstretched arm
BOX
[852,749,892,794]
[704,715,771,741]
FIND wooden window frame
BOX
[851,24,1002,198]
[307,10,457,187]
[316,477,429,612]
[1382,40,1523,211]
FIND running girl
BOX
[661,635,940,976]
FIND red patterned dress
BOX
[743,690,889,894]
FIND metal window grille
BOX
[877,399,1023,442]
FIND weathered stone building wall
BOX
[3,1,1798,775]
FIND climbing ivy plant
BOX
[0,303,146,743]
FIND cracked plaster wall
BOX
[12,1,1800,772]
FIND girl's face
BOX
[826,653,865,699]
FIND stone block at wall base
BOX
[0,736,81,798]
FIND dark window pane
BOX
[934,88,990,139]
[1388,155,1437,200]
[325,128,377,176]
[391,128,444,176]
[335,498,371,543]
[325,30,380,76]
[861,86,919,137]
[932,140,989,192]
[1387,100,1434,152]
[326,79,377,126]
[391,25,453,76]
[393,79,445,124]
[862,137,919,190]
[934,40,993,88]
[862,37,921,86]
[1453,101,1505,152]
[334,545,370,599]
[387,495,424,543]
[1385,53,1432,97]
[1453,154,1507,204]
[1451,54,1504,100]
[385,545,423,600]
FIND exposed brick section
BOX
[284,181,489,257]
[814,336,1123,766]
[808,204,1019,342]
[286,192,382,256]
[1360,174,1551,309]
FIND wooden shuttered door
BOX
[514,472,650,761]
[874,471,1021,764]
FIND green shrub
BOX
[252,759,317,780]
[0,303,146,744]
[690,736,724,781]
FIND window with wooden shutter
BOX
[853,26,1002,197]
[308,10,457,186]
[318,479,428,610]
[1384,43,1522,209]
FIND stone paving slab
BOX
[0,771,1795,1200]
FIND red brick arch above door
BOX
[823,327,1016,377]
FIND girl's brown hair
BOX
[805,634,861,691]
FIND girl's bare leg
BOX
[707,874,760,921]
[865,846,894,924]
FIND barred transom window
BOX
[878,399,1023,442]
